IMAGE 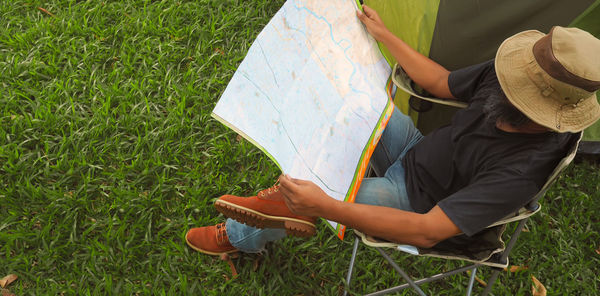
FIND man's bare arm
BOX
[357,5,455,99]
[328,202,460,248]
[279,175,461,248]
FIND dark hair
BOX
[482,82,531,127]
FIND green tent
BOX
[365,0,600,154]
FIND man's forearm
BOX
[320,200,454,248]
[278,175,461,247]
[378,31,453,99]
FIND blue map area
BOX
[213,0,391,230]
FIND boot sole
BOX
[214,200,316,238]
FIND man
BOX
[186,6,600,255]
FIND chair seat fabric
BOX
[353,203,543,268]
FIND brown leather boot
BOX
[215,185,317,237]
[185,222,238,255]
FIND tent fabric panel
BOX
[416,0,595,135]
[429,0,595,70]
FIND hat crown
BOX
[551,27,600,83]
[495,28,600,132]
[532,26,600,101]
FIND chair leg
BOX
[343,237,361,296]
[479,218,528,295]
[376,248,427,296]
[466,267,477,296]
[480,269,501,296]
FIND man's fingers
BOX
[293,178,312,185]
[356,8,366,21]
[279,174,298,193]
[362,5,376,18]
[279,180,298,212]
[279,184,292,199]
[282,174,313,185]
[362,5,383,25]
[356,10,371,25]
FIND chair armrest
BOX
[486,203,541,228]
[391,63,468,109]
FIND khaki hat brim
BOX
[495,30,600,133]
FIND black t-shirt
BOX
[402,60,576,236]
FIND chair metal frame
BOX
[343,69,582,295]
[343,134,580,296]
[344,202,536,296]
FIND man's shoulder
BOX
[448,60,497,102]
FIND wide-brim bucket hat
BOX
[495,26,600,132]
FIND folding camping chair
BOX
[342,64,583,296]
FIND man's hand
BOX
[356,5,390,42]
[278,174,335,217]
[357,4,454,99]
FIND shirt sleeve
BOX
[437,169,539,236]
[448,60,495,103]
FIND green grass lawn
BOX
[1,1,599,295]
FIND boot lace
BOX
[258,183,280,197]
[215,222,229,246]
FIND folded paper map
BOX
[212,0,394,239]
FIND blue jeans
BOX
[226,106,424,253]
